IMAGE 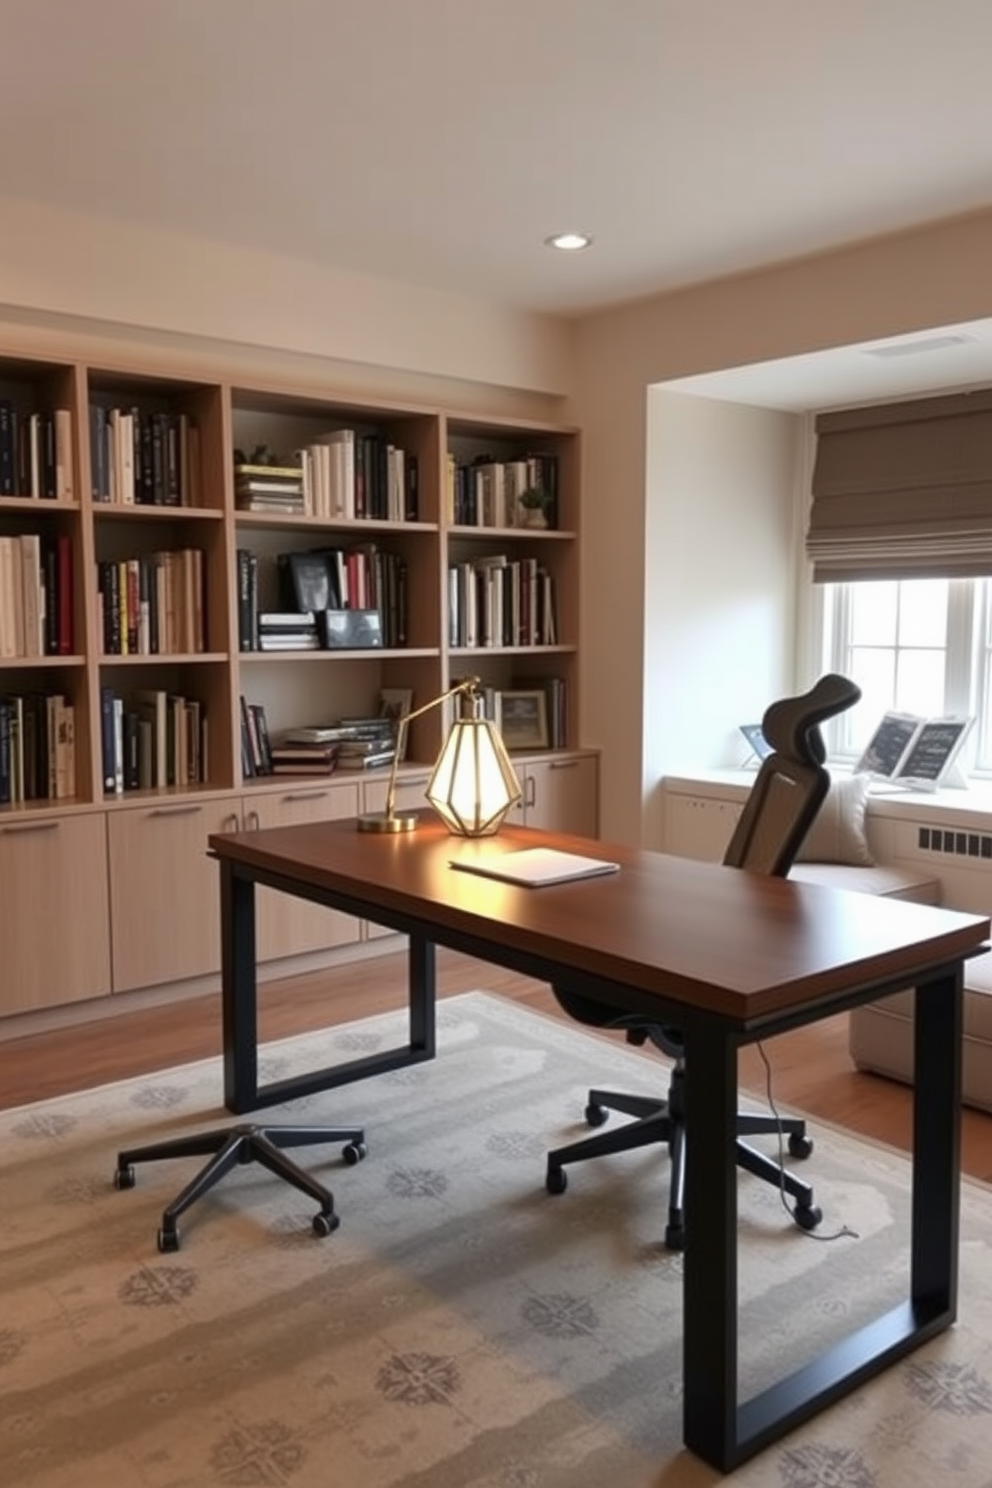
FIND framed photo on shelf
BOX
[379,687,414,761]
[498,689,550,751]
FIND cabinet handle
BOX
[526,776,537,808]
[548,759,579,771]
[222,812,240,832]
[282,790,330,802]
[0,819,59,835]
[245,810,260,831]
[149,805,203,818]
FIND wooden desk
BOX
[208,817,989,1472]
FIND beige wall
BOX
[0,194,571,400]
[570,207,992,845]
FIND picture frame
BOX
[738,722,773,763]
[895,716,973,790]
[497,689,550,751]
[854,711,922,779]
[379,687,414,761]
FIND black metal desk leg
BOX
[682,1028,739,1469]
[912,969,962,1310]
[221,862,259,1114]
[408,934,436,1058]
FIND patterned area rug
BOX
[4,991,992,1488]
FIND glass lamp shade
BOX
[426,715,522,837]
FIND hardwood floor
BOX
[3,946,992,1184]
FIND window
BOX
[819,577,991,770]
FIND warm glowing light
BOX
[544,232,593,252]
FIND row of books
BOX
[0,402,74,501]
[236,545,409,650]
[96,549,206,656]
[101,686,208,794]
[234,431,419,522]
[0,692,76,804]
[447,556,557,649]
[241,708,396,777]
[447,453,558,529]
[0,533,74,658]
[90,406,201,507]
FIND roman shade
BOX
[807,387,992,581]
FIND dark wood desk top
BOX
[209,817,989,1029]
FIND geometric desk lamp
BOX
[357,676,521,835]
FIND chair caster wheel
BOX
[664,1223,685,1251]
[793,1203,823,1233]
[343,1140,368,1165]
[546,1166,567,1195]
[789,1133,814,1160]
[114,1164,135,1190]
[584,1102,608,1127]
[157,1227,180,1253]
[313,1211,340,1237]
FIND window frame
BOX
[817,576,989,774]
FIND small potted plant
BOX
[517,485,553,529]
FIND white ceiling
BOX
[3,0,992,404]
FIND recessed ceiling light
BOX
[544,232,593,252]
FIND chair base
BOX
[545,1087,820,1251]
[115,1122,367,1252]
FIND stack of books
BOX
[234,464,306,515]
[267,740,340,775]
[282,717,396,772]
[257,613,319,651]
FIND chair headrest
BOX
[761,674,862,767]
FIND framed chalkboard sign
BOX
[896,717,973,789]
[855,712,921,779]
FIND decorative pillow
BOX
[794,773,875,865]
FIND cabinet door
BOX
[108,800,236,992]
[0,813,111,1015]
[662,793,741,861]
[246,783,362,960]
[510,756,599,835]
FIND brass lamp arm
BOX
[385,678,479,820]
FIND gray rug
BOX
[3,991,992,1488]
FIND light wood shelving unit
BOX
[0,347,597,1029]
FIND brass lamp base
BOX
[356,810,421,834]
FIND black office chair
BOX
[545,673,862,1250]
[115,1120,367,1252]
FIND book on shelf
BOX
[267,737,340,775]
[236,548,259,651]
[449,452,557,528]
[91,406,199,506]
[256,611,319,650]
[234,462,304,490]
[0,692,75,804]
[96,549,205,656]
[100,687,208,792]
[240,697,274,777]
[282,717,393,746]
[335,747,395,771]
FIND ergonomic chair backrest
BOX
[724,673,862,878]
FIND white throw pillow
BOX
[794,773,875,865]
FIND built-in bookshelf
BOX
[0,344,593,1023]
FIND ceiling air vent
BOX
[862,334,978,359]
